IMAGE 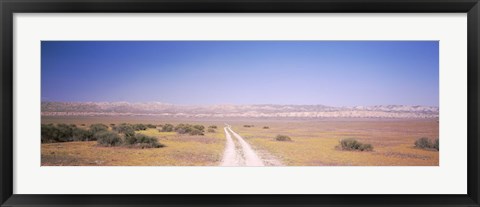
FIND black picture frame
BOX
[1,0,479,206]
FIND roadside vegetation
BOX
[414,137,439,151]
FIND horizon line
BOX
[41,101,439,108]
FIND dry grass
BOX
[232,119,439,166]
[42,116,439,166]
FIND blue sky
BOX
[41,41,439,106]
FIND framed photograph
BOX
[1,0,479,206]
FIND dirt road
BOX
[220,125,265,166]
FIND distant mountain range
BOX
[41,102,439,119]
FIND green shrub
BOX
[113,123,135,137]
[41,124,62,143]
[146,124,157,129]
[415,137,431,149]
[433,138,439,151]
[358,143,373,151]
[72,127,94,141]
[40,124,52,143]
[208,125,217,129]
[41,124,77,143]
[207,128,216,133]
[263,126,270,129]
[161,124,174,132]
[275,135,292,141]
[56,124,75,141]
[338,138,373,151]
[174,123,185,130]
[175,124,205,135]
[243,125,254,128]
[133,124,147,131]
[190,129,204,135]
[89,123,109,134]
[415,137,439,151]
[96,131,122,147]
[41,124,94,143]
[125,133,164,148]
[174,124,188,134]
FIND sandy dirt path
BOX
[220,125,265,166]
[220,127,242,166]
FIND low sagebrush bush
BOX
[56,124,75,142]
[42,123,100,143]
[41,124,76,143]
[96,131,123,147]
[189,128,204,136]
[243,125,254,128]
[415,137,431,148]
[263,126,270,129]
[338,138,373,151]
[113,123,135,137]
[72,127,94,141]
[89,123,109,134]
[358,143,373,151]
[208,125,218,129]
[415,137,439,151]
[146,124,157,129]
[125,133,164,148]
[133,124,147,131]
[275,135,292,141]
[207,128,216,133]
[41,124,62,143]
[175,124,188,134]
[193,125,205,131]
[175,124,205,135]
[433,138,439,151]
[161,124,174,132]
